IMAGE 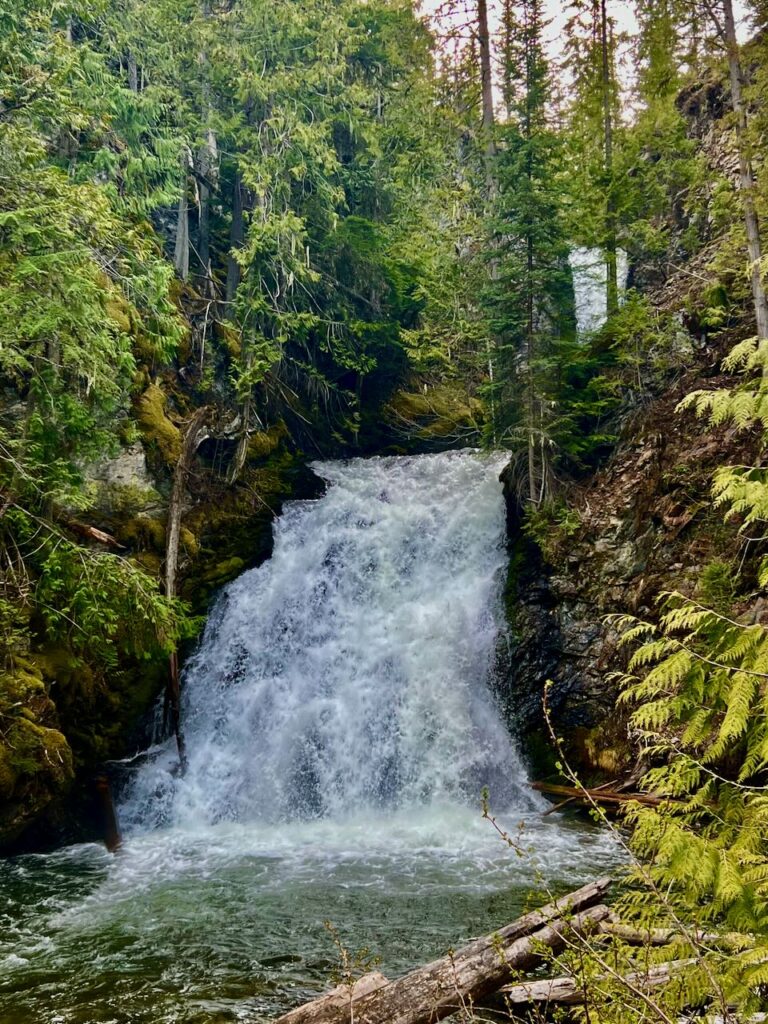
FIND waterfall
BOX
[121,450,533,831]
[570,246,629,336]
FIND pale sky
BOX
[419,1,752,62]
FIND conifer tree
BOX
[562,0,622,316]
[487,0,576,504]
[704,0,768,341]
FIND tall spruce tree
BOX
[487,0,576,504]
[563,0,622,316]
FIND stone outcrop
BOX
[0,660,74,845]
[501,329,764,782]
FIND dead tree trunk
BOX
[275,878,612,1024]
[94,773,122,853]
[226,171,244,304]
[197,0,218,296]
[127,51,138,93]
[278,974,389,1024]
[164,407,209,768]
[719,0,768,341]
[174,151,191,281]
[600,0,619,317]
[477,0,496,169]
[488,958,695,1010]
[531,781,671,807]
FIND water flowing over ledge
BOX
[121,449,534,831]
[0,450,622,1024]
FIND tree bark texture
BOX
[720,0,768,341]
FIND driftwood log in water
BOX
[532,782,669,808]
[275,877,612,1024]
[278,973,390,1024]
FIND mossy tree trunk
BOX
[165,407,209,767]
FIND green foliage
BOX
[591,331,768,1018]
[698,558,737,612]
[522,499,582,561]
[0,0,187,756]
[597,291,684,381]
[35,533,184,665]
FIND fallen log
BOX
[532,782,668,808]
[542,779,619,817]
[491,974,585,1007]
[278,973,389,1024]
[274,877,611,1024]
[487,958,695,1011]
[597,921,747,949]
[66,520,124,549]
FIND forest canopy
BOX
[5,1,768,1019]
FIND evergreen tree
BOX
[562,0,623,315]
[487,0,578,504]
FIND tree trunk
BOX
[600,0,619,317]
[532,780,670,806]
[164,407,209,767]
[197,0,218,296]
[477,0,496,173]
[720,0,768,341]
[94,774,122,853]
[197,129,217,293]
[501,0,514,119]
[278,974,389,1024]
[476,0,498,434]
[275,878,612,1024]
[127,51,138,93]
[226,171,244,304]
[489,959,695,1010]
[174,155,190,281]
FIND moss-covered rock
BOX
[0,659,74,849]
[135,383,182,465]
[247,423,288,459]
[117,515,167,553]
[33,643,167,770]
[385,383,483,447]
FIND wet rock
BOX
[0,660,74,851]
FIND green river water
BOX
[0,808,619,1024]
[1,453,623,1022]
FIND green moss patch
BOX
[135,384,182,465]
[0,660,74,848]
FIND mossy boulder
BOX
[0,659,74,849]
[247,423,288,459]
[33,643,167,770]
[135,383,182,465]
[180,429,323,612]
[385,383,483,447]
[117,515,167,553]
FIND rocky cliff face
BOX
[499,60,768,784]
[501,338,761,782]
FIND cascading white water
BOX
[121,450,534,831]
[570,246,629,336]
[2,450,622,1024]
